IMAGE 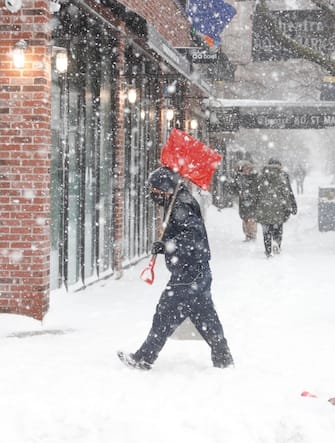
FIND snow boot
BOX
[272,241,280,254]
[117,351,152,370]
[213,351,234,369]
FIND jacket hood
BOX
[262,163,282,175]
[268,158,282,167]
[148,167,180,193]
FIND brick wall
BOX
[120,0,192,47]
[0,0,51,320]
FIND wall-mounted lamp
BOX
[166,108,174,122]
[5,0,22,13]
[127,87,137,104]
[12,39,27,69]
[190,119,198,130]
[54,47,68,74]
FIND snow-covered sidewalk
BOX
[1,172,335,443]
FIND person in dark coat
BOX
[293,164,306,194]
[230,161,258,241]
[255,159,297,257]
[118,166,234,370]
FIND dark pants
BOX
[262,223,283,255]
[134,263,232,367]
[296,179,304,194]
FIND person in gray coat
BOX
[255,159,297,257]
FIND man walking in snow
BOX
[118,166,234,370]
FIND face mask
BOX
[150,191,166,206]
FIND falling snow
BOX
[1,171,335,443]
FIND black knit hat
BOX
[268,158,282,167]
[148,166,180,193]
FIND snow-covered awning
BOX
[147,24,212,95]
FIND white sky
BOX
[1,170,335,443]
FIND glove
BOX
[151,241,165,255]
[284,209,291,221]
[291,203,297,215]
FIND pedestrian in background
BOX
[118,166,234,370]
[255,158,297,258]
[230,160,258,241]
[293,164,306,194]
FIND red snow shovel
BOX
[161,128,222,190]
[140,128,222,284]
[140,255,157,285]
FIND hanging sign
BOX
[240,109,335,129]
[177,47,219,64]
[252,9,335,62]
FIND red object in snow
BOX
[301,391,318,398]
[161,128,222,190]
[139,256,156,285]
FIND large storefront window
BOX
[67,86,81,286]
[50,75,65,289]
[51,10,117,289]
[50,5,164,289]
[123,48,160,265]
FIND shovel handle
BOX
[140,181,181,285]
[140,255,157,285]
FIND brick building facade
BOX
[0,0,51,319]
[0,0,212,320]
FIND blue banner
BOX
[187,0,236,46]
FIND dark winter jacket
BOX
[148,166,211,276]
[162,186,211,276]
[255,164,297,225]
[294,165,306,182]
[230,169,258,220]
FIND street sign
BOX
[207,104,335,130]
[240,110,335,129]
